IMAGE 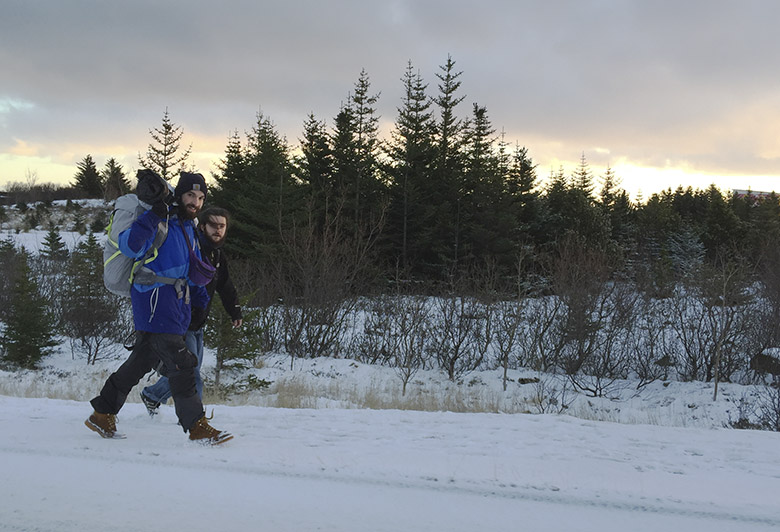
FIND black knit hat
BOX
[174,171,207,199]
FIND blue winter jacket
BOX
[118,209,210,335]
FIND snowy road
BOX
[2,396,779,531]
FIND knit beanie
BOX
[174,171,208,199]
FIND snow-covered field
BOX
[2,349,780,532]
[2,212,780,530]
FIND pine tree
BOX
[462,103,509,267]
[102,157,131,201]
[72,154,104,198]
[214,112,297,261]
[296,113,334,228]
[572,152,595,200]
[428,54,467,277]
[508,145,542,243]
[0,237,18,321]
[61,233,120,364]
[138,108,192,181]
[599,166,635,248]
[71,211,87,234]
[351,69,384,227]
[385,61,436,273]
[331,70,385,241]
[41,228,68,260]
[1,251,57,369]
[204,301,265,391]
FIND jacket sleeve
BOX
[117,210,163,258]
[216,255,243,321]
[191,284,210,311]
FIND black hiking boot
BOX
[140,392,160,417]
[188,414,233,445]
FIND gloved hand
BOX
[136,169,167,204]
[151,201,169,218]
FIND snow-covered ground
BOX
[2,349,780,531]
[2,212,780,530]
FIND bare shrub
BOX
[755,385,780,431]
[427,295,490,381]
[549,236,636,397]
[527,375,571,414]
[516,295,566,372]
[493,299,524,390]
[349,296,400,365]
[628,297,673,388]
[390,295,430,396]
[276,197,381,366]
[666,255,755,387]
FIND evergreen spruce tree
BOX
[296,113,334,228]
[138,108,192,181]
[700,184,742,256]
[41,228,68,260]
[331,104,359,206]
[461,103,508,268]
[331,70,385,242]
[61,233,120,364]
[1,251,57,369]
[385,61,436,274]
[543,165,610,249]
[429,54,467,278]
[72,154,104,198]
[102,157,131,201]
[213,112,297,261]
[599,166,635,249]
[572,152,595,200]
[0,237,18,321]
[508,145,542,245]
[351,69,384,227]
[204,301,265,391]
[71,210,87,234]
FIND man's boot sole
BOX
[191,432,234,445]
[85,417,127,439]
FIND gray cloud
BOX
[2,0,780,191]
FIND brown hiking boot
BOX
[85,411,126,439]
[188,414,233,445]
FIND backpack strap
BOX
[131,218,191,303]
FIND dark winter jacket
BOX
[189,232,242,331]
[118,209,209,335]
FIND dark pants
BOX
[90,332,204,431]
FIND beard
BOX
[177,201,200,220]
[206,234,225,247]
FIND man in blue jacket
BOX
[141,206,243,413]
[86,171,232,444]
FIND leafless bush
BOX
[493,299,525,390]
[516,296,566,372]
[427,295,491,381]
[548,237,636,397]
[756,385,780,431]
[349,296,400,365]
[665,255,755,387]
[628,297,673,388]
[568,281,638,397]
[391,295,430,395]
[272,197,381,366]
[527,375,571,414]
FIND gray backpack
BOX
[103,194,168,297]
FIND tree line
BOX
[4,57,780,423]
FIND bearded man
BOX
[141,206,242,413]
[86,171,232,444]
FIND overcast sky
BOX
[2,0,780,199]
